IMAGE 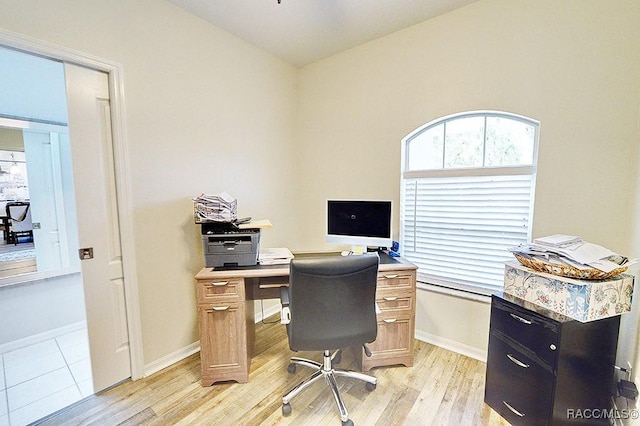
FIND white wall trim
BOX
[0,321,86,354]
[144,341,201,377]
[255,300,282,323]
[417,281,492,304]
[0,27,144,380]
[142,326,488,379]
[415,329,487,362]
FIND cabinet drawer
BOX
[377,271,414,291]
[490,295,559,368]
[485,333,554,426]
[376,288,413,312]
[369,313,413,355]
[198,301,249,384]
[197,278,243,302]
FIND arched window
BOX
[400,111,539,296]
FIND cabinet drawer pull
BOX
[383,296,398,301]
[211,306,230,311]
[509,313,533,325]
[383,318,397,323]
[503,401,525,417]
[383,274,399,279]
[506,353,530,368]
[211,281,229,287]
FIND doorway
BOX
[0,122,93,426]
[0,36,142,425]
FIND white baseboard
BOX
[144,341,201,377]
[144,307,490,379]
[0,321,87,354]
[415,329,487,362]
[255,302,281,323]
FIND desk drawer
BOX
[377,270,415,291]
[490,295,559,368]
[197,278,244,302]
[485,332,553,425]
[368,312,413,358]
[376,288,413,313]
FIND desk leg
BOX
[246,299,255,359]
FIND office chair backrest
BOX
[287,253,379,352]
[6,202,32,232]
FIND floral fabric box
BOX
[503,261,634,322]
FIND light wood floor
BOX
[37,317,509,426]
[0,241,36,277]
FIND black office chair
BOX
[280,254,379,425]
[6,201,33,245]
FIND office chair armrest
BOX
[280,286,291,325]
[280,286,290,306]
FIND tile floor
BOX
[0,329,93,426]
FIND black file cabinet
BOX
[485,293,620,425]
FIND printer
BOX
[201,222,260,268]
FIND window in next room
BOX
[400,111,539,296]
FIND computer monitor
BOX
[326,200,392,250]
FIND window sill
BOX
[416,281,492,303]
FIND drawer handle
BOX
[509,313,533,325]
[383,274,399,279]
[211,281,229,287]
[211,306,230,311]
[503,401,525,417]
[506,353,530,368]
[383,297,398,301]
[259,283,288,289]
[383,318,397,323]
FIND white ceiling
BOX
[167,0,479,67]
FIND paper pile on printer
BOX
[193,192,237,223]
[509,234,635,273]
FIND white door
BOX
[65,63,131,391]
[23,130,67,271]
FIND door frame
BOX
[0,28,144,380]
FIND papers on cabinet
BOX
[510,234,634,273]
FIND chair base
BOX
[282,349,377,424]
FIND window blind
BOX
[400,173,533,295]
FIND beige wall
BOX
[0,0,299,365]
[297,0,640,358]
[1,0,639,375]
[0,128,23,151]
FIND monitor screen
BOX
[326,200,392,248]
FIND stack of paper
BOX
[193,192,237,222]
[259,247,294,265]
[510,234,633,273]
[533,234,582,248]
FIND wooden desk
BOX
[194,252,417,386]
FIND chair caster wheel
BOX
[342,419,354,426]
[282,403,292,416]
[287,363,296,374]
[366,382,376,391]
